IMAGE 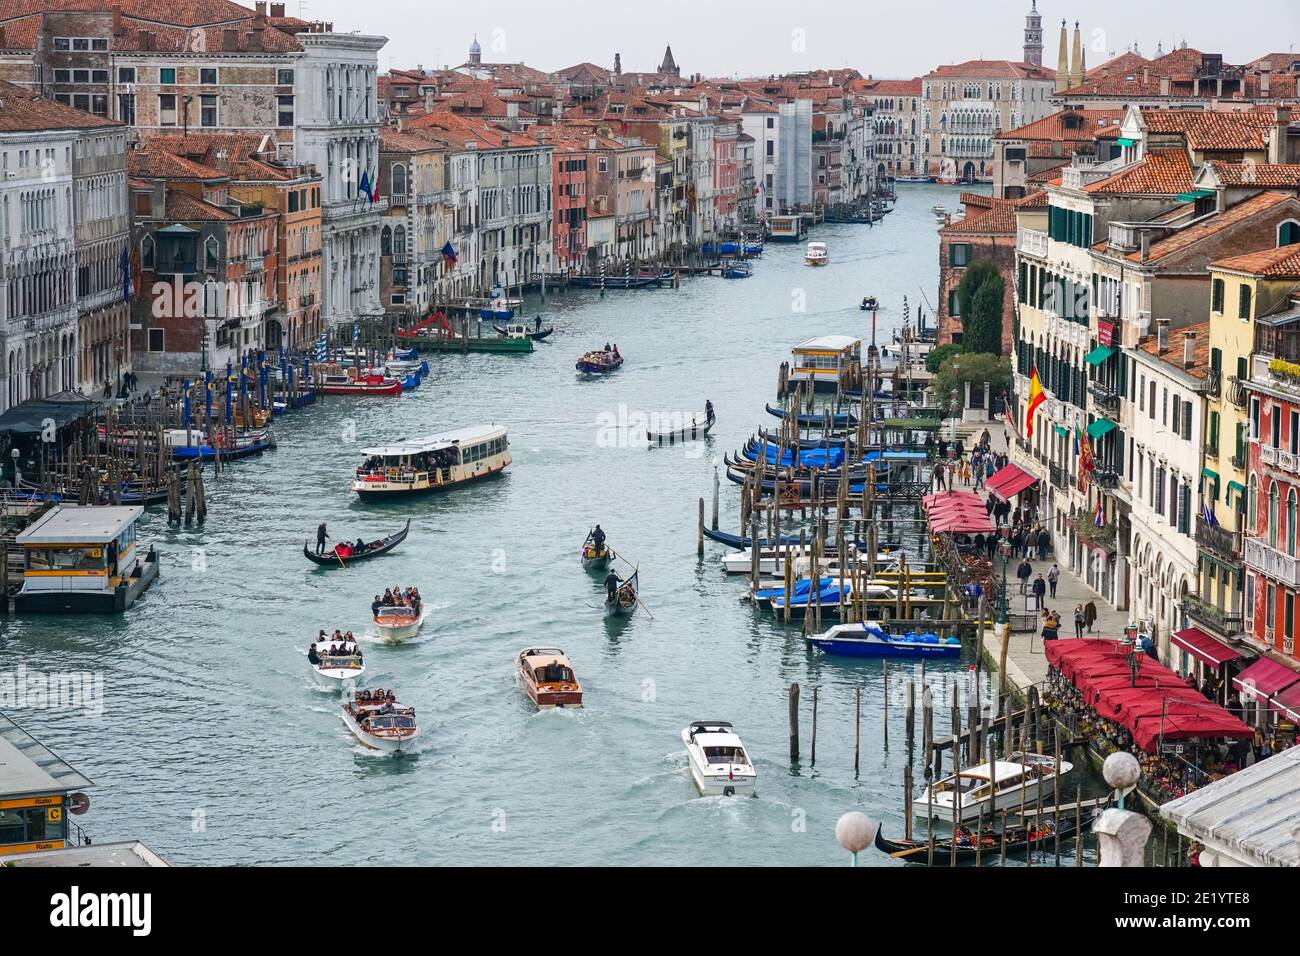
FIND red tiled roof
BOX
[1016,190,1050,208]
[940,197,1020,236]
[129,147,225,180]
[1128,192,1297,263]
[1141,110,1276,152]
[1083,149,1195,195]
[0,0,256,26]
[164,190,235,222]
[1212,245,1300,278]
[1206,162,1300,188]
[0,79,120,131]
[996,108,1126,143]
[925,60,1055,81]
[853,78,923,96]
[1137,320,1211,379]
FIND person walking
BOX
[1016,558,1033,595]
[1037,527,1051,561]
[1074,604,1086,640]
[1084,600,1097,634]
[1047,563,1059,598]
[934,460,946,492]
[1031,573,1046,604]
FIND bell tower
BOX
[1023,1,1043,66]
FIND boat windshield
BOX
[535,663,573,683]
[703,746,747,765]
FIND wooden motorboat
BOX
[373,602,423,642]
[605,569,638,618]
[352,426,511,498]
[576,349,623,374]
[318,369,402,396]
[495,321,554,341]
[873,812,1085,865]
[682,721,756,797]
[342,689,419,753]
[917,753,1074,824]
[723,261,752,279]
[307,634,364,687]
[859,296,879,311]
[581,530,613,570]
[804,241,828,266]
[304,519,410,567]
[805,622,961,658]
[647,409,715,444]
[517,648,583,709]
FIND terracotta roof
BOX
[380,129,445,153]
[1028,164,1068,183]
[853,78,923,96]
[1016,190,1050,208]
[163,190,235,222]
[0,0,256,26]
[1141,110,1276,152]
[940,197,1019,236]
[1128,192,1296,263]
[925,60,1055,81]
[996,109,1126,143]
[129,147,224,180]
[1138,320,1211,379]
[1212,245,1300,278]
[0,79,120,131]
[1205,162,1300,188]
[1083,149,1195,195]
[1086,52,1150,80]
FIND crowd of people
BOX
[372,586,421,616]
[308,629,362,664]
[356,448,456,481]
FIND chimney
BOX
[112,4,123,36]
[270,2,286,16]
[1139,231,1150,262]
[501,131,510,146]
[223,28,239,52]
[1183,331,1196,370]
[424,91,435,113]
[1156,317,1169,353]
[140,30,155,52]
[1271,106,1291,164]
[248,23,263,52]
[255,1,267,13]
[1160,76,1171,97]
[588,137,597,150]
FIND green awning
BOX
[1086,419,1117,439]
[1116,137,1137,147]
[1226,479,1246,505]
[1227,480,1246,494]
[1085,345,1116,366]
[1202,468,1219,481]
[1177,189,1215,202]
[1053,425,1070,438]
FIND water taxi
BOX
[317,366,402,396]
[351,425,510,499]
[342,689,419,754]
[682,721,756,797]
[517,648,583,709]
[917,753,1073,824]
[576,348,623,375]
[805,622,961,658]
[307,633,364,688]
[804,241,829,266]
[373,602,423,642]
[14,505,159,614]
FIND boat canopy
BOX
[360,424,507,458]
[17,505,143,546]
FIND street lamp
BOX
[997,534,1012,626]
[836,811,879,867]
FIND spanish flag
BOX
[1025,367,1045,438]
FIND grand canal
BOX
[2,184,1113,865]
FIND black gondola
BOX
[493,322,554,340]
[647,409,715,444]
[873,811,1086,865]
[303,519,411,567]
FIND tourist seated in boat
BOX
[354,537,367,552]
[382,589,395,606]
[331,629,343,642]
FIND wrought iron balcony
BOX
[1089,383,1121,413]
[1195,516,1241,560]
[1205,367,1221,398]
[1093,469,1121,491]
[1231,452,1245,470]
[1182,595,1242,636]
[1226,375,1248,409]
[1205,440,1219,457]
[1049,463,1068,490]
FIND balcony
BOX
[389,193,408,208]
[1195,516,1242,560]
[1205,367,1221,398]
[1244,536,1300,588]
[1089,383,1121,414]
[1231,452,1245,470]
[246,256,265,273]
[1182,595,1243,636]
[1049,463,1068,490]
[1226,375,1249,409]
[1017,226,1049,259]
[1260,444,1300,474]
[299,293,316,308]
[1093,469,1121,492]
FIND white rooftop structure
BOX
[360,424,506,458]
[793,335,860,353]
[1160,746,1300,867]
[16,505,143,546]
[0,712,93,801]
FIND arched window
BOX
[141,235,154,269]
[1289,489,1297,556]
[205,235,219,272]
[1248,473,1258,535]
[1279,220,1300,247]
[380,225,392,256]
[1269,483,1279,548]
[391,163,407,197]
[394,225,406,256]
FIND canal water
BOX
[3,184,1117,866]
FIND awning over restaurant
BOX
[1085,345,1116,366]
[1270,682,1300,723]
[1086,418,1117,440]
[921,491,995,534]
[1233,657,1300,701]
[986,463,1038,501]
[1171,627,1244,671]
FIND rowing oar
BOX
[890,844,936,859]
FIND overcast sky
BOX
[300,0,1298,80]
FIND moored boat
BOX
[576,347,623,375]
[722,261,752,279]
[304,519,410,567]
[682,721,756,797]
[373,602,423,642]
[873,813,1084,864]
[351,426,510,498]
[494,321,554,341]
[605,568,638,617]
[307,632,364,687]
[341,689,419,753]
[517,648,583,709]
[805,622,961,658]
[804,241,828,266]
[916,753,1073,824]
[318,367,402,396]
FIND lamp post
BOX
[836,811,879,867]
[997,534,1012,626]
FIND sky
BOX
[298,0,1300,79]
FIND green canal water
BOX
[2,184,1116,865]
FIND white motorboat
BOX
[308,634,365,688]
[917,752,1073,824]
[722,546,900,577]
[373,603,423,642]
[804,241,828,267]
[341,689,419,753]
[931,204,947,215]
[681,721,756,797]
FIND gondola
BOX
[494,321,554,341]
[647,411,715,444]
[303,519,411,567]
[703,527,805,549]
[872,811,1086,865]
[765,403,856,428]
[581,530,613,570]
[605,569,638,618]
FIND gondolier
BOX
[316,522,329,555]
[592,525,606,552]
[604,569,623,600]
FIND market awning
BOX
[1233,657,1300,701]
[1171,627,1244,671]
[1270,683,1300,723]
[1086,418,1117,440]
[986,463,1038,501]
[1085,345,1116,366]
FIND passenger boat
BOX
[895,175,934,184]
[307,634,364,687]
[917,753,1074,824]
[494,321,554,341]
[373,602,423,642]
[873,813,1085,864]
[303,519,410,567]
[804,241,828,266]
[722,261,752,279]
[647,407,715,444]
[341,689,419,753]
[805,622,961,658]
[605,569,638,617]
[681,721,756,797]
[351,425,510,498]
[581,530,613,570]
[517,648,583,709]
[931,204,947,215]
[576,348,623,375]
[317,367,402,396]
[859,296,879,311]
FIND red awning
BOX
[1171,627,1245,671]
[1232,657,1300,700]
[986,464,1037,501]
[922,491,994,534]
[1270,682,1300,723]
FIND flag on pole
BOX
[359,169,372,203]
[1094,497,1105,528]
[1025,367,1045,437]
[1073,426,1081,457]
[441,241,458,267]
[370,165,380,204]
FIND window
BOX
[140,235,154,269]
[118,93,136,125]
[92,38,108,51]
[1270,484,1279,548]
[948,289,960,317]
[1289,490,1298,556]
[72,38,89,51]
[148,328,165,352]
[1280,220,1300,247]
[118,67,136,84]
[158,94,177,127]
[205,235,219,272]
[92,94,107,117]
[53,38,70,51]
[53,69,71,83]
[1238,284,1252,320]
[200,94,218,128]
[597,157,608,173]
[391,163,407,196]
[91,69,108,83]
[949,243,971,267]
[277,95,294,128]
[200,68,218,85]
[277,69,295,86]
[1211,278,1224,313]
[159,67,177,85]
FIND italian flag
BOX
[1025,367,1045,438]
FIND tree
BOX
[956,259,1005,356]
[934,352,1012,416]
[925,343,963,374]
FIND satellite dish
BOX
[68,792,91,816]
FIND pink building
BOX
[713,115,740,231]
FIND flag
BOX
[1094,498,1105,528]
[441,241,458,266]
[1073,427,1081,457]
[1025,367,1045,437]
[119,242,133,303]
[1202,501,1219,527]
[1002,391,1015,433]
[370,165,380,204]
[359,169,372,202]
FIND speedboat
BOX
[681,721,756,797]
[804,241,828,266]
[341,689,419,753]
[373,603,423,642]
[308,634,364,688]
[517,648,583,709]
[859,296,879,311]
[931,204,947,215]
[805,622,961,658]
[916,753,1073,824]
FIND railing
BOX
[1017,226,1049,259]
[1093,469,1121,491]
[1231,452,1245,470]
[1205,440,1219,457]
[1244,536,1300,588]
[1182,595,1243,635]
[1049,463,1068,490]
[299,293,315,307]
[1205,367,1221,398]
[1259,445,1297,473]
[1226,375,1249,409]
[1195,516,1242,559]
[1089,383,1121,413]
[389,193,408,208]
